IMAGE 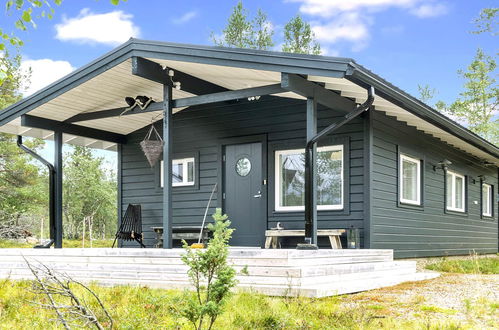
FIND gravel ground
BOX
[339,255,499,329]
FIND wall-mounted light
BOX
[247,95,261,101]
[167,68,181,90]
[121,95,154,116]
[433,159,452,172]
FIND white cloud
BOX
[410,3,448,18]
[21,58,74,96]
[172,10,198,24]
[289,0,418,18]
[312,12,370,51]
[287,0,448,52]
[55,8,140,46]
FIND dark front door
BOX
[224,142,265,246]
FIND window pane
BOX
[187,161,194,182]
[172,163,183,183]
[280,152,305,207]
[482,185,491,215]
[446,173,453,208]
[455,176,464,210]
[402,159,418,202]
[317,149,342,206]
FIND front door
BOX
[224,142,265,246]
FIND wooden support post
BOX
[304,97,318,245]
[162,84,173,249]
[54,131,63,248]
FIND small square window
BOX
[446,170,466,212]
[482,183,493,217]
[399,154,421,205]
[160,157,195,187]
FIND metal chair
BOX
[112,204,146,248]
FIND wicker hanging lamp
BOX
[140,124,164,167]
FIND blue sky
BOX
[1,0,497,165]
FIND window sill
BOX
[397,201,424,211]
[481,214,495,220]
[444,209,468,217]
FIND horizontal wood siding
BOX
[371,111,498,258]
[121,97,365,247]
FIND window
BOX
[446,170,466,212]
[275,145,343,211]
[482,183,492,217]
[160,157,195,187]
[399,154,421,205]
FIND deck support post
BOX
[304,97,318,246]
[162,84,173,249]
[54,130,63,248]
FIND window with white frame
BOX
[482,183,492,217]
[399,154,421,205]
[446,170,466,212]
[275,145,343,211]
[160,157,195,187]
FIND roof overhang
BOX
[0,38,497,165]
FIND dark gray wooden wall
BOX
[120,97,366,248]
[370,110,498,258]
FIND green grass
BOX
[0,239,114,249]
[425,255,499,274]
[0,280,495,329]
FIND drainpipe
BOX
[17,135,56,248]
[303,86,375,247]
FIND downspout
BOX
[304,86,375,246]
[17,135,56,248]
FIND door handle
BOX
[253,190,262,198]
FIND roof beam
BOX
[131,56,228,95]
[22,115,127,144]
[281,73,355,113]
[173,84,284,108]
[65,102,163,123]
[65,84,285,123]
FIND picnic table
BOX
[264,229,345,249]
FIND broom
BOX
[191,183,217,249]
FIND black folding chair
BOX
[112,204,146,248]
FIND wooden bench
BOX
[152,226,209,248]
[264,229,346,249]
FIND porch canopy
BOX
[1,39,498,248]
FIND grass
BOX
[425,255,499,274]
[0,239,114,249]
[0,279,496,329]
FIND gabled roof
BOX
[0,38,497,165]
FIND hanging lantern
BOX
[140,124,164,167]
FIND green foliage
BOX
[213,1,274,50]
[472,8,498,35]
[282,15,321,55]
[0,51,46,235]
[175,209,237,330]
[0,238,113,248]
[63,146,116,240]
[436,49,498,144]
[417,84,437,106]
[426,255,499,274]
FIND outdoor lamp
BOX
[125,96,135,107]
[434,159,452,171]
[347,226,360,249]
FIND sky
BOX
[1,0,497,166]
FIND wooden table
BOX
[264,229,346,249]
[152,226,209,248]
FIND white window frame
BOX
[160,157,195,187]
[399,154,421,205]
[446,170,466,213]
[482,183,492,217]
[275,145,344,212]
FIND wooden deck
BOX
[0,248,438,298]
